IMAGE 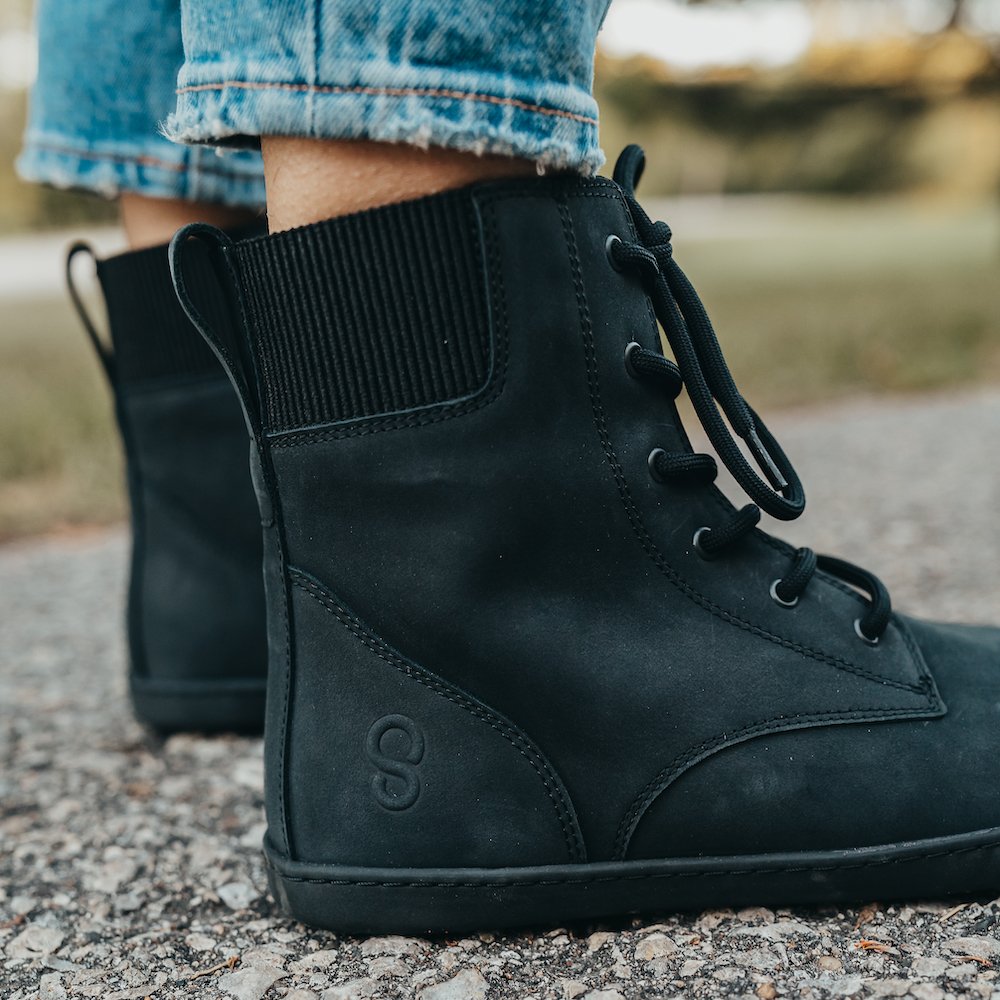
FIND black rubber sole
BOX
[130,676,266,735]
[265,826,1000,934]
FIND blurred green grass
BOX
[0,294,124,540]
[0,194,997,540]
[666,195,1000,404]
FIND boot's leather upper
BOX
[72,240,267,707]
[175,156,998,871]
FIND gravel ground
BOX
[3,388,1000,1000]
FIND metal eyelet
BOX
[605,234,624,271]
[692,526,714,560]
[624,341,643,378]
[647,447,667,482]
[769,579,799,608]
[854,618,880,646]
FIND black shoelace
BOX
[610,145,891,644]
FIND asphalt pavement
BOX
[3,388,1000,1000]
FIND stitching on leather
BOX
[267,834,1000,888]
[274,526,294,855]
[750,530,940,703]
[175,80,599,127]
[291,570,583,862]
[259,185,940,866]
[612,703,942,860]
[558,193,925,697]
[753,531,939,704]
[289,569,586,863]
[754,531,938,696]
[266,192,509,447]
[554,191,941,858]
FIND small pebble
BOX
[217,882,259,911]
[635,933,677,962]
[359,936,423,958]
[7,926,65,959]
[418,969,489,1000]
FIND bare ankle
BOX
[119,194,261,251]
[261,138,537,233]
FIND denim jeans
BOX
[18,0,611,207]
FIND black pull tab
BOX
[168,223,262,438]
[612,144,646,196]
[66,242,116,382]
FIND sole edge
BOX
[130,676,266,735]
[265,826,1000,934]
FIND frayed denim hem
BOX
[16,134,266,208]
[164,79,604,175]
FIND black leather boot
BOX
[69,238,267,733]
[172,147,1000,933]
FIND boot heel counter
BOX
[279,570,584,869]
[121,386,266,684]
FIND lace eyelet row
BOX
[609,233,882,648]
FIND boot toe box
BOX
[627,617,1000,860]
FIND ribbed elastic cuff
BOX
[232,190,492,433]
[98,221,264,385]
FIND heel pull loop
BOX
[66,242,116,382]
[168,223,262,438]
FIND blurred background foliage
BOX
[0,0,998,538]
[597,30,1000,199]
[2,0,998,227]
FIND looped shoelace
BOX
[610,144,891,643]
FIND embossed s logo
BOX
[365,715,425,810]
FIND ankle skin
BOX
[261,137,536,231]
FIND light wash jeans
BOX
[18,0,611,208]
